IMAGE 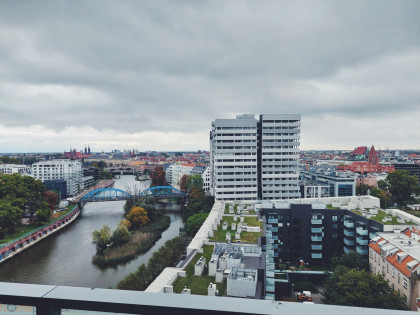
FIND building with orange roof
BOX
[369,228,420,311]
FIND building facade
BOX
[210,114,300,201]
[369,228,420,311]
[300,166,356,197]
[395,163,420,186]
[0,164,31,175]
[32,159,83,197]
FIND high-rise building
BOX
[210,114,301,201]
[32,159,83,197]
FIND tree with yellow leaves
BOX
[126,206,150,228]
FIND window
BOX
[332,216,338,222]
[370,250,373,259]
[403,278,408,289]
[382,266,385,276]
[392,269,395,278]
[387,264,389,273]
[398,273,401,283]
[403,294,407,304]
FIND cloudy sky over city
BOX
[0,1,419,152]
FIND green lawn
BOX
[0,224,43,245]
[209,216,262,243]
[326,205,340,210]
[0,204,78,245]
[173,245,227,295]
[352,210,412,225]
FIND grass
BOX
[0,205,78,245]
[326,205,340,210]
[352,209,413,225]
[209,216,262,243]
[92,215,171,267]
[173,245,227,296]
[0,224,43,245]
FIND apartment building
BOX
[210,114,300,201]
[369,228,420,311]
[0,164,31,175]
[32,159,82,197]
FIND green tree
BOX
[0,199,23,228]
[35,202,52,223]
[387,170,420,205]
[186,174,203,193]
[92,225,112,254]
[184,213,208,236]
[323,266,406,310]
[112,225,130,245]
[378,180,388,191]
[331,252,368,271]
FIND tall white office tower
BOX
[210,114,301,201]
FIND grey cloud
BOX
[0,0,419,150]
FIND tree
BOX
[150,167,167,187]
[331,252,368,271]
[126,207,150,228]
[378,180,388,191]
[35,202,52,223]
[0,199,23,228]
[118,219,131,230]
[116,263,151,291]
[43,191,59,210]
[92,225,112,254]
[186,174,203,193]
[387,170,420,206]
[184,213,209,236]
[112,225,130,245]
[179,174,189,193]
[323,266,406,310]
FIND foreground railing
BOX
[0,282,410,315]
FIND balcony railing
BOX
[356,237,369,246]
[311,253,322,259]
[356,246,369,255]
[343,238,354,246]
[343,221,354,228]
[356,227,369,236]
[311,244,322,250]
[311,227,323,233]
[311,219,322,225]
[311,236,323,242]
[344,246,353,254]
[344,230,354,237]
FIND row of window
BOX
[215,159,257,162]
[215,127,257,130]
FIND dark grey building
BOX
[43,179,67,199]
[394,163,420,185]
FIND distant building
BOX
[356,173,378,188]
[64,147,91,160]
[394,163,420,186]
[368,145,379,165]
[0,164,31,175]
[32,159,83,197]
[300,166,356,197]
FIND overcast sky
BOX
[0,1,419,153]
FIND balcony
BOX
[311,219,322,225]
[344,246,353,254]
[311,244,322,250]
[344,221,354,228]
[268,219,277,224]
[311,236,323,242]
[356,246,368,255]
[311,227,323,233]
[369,232,377,239]
[344,230,354,237]
[356,227,369,236]
[311,253,322,259]
[356,237,369,246]
[343,238,354,246]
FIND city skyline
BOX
[0,1,419,152]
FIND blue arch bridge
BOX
[79,186,186,203]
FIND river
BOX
[0,175,184,289]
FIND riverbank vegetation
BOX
[92,195,171,267]
[117,235,190,290]
[0,173,60,242]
